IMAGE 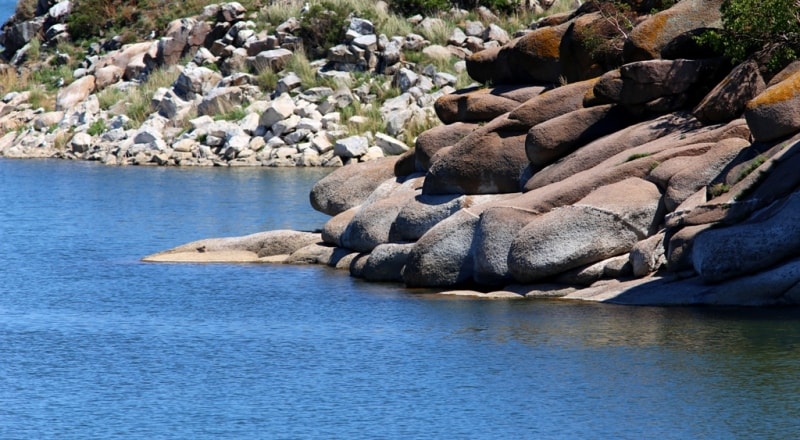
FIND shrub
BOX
[297,2,349,59]
[696,0,800,69]
[28,86,55,111]
[736,155,766,182]
[214,107,248,121]
[87,119,108,136]
[14,0,37,21]
[388,0,450,16]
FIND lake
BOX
[2,159,800,439]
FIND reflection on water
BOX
[2,159,800,439]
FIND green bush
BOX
[297,2,350,59]
[87,119,108,136]
[388,0,450,16]
[697,0,800,69]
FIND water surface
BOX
[2,159,800,439]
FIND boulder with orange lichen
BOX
[433,85,547,124]
[466,22,570,85]
[744,71,800,142]
[623,0,725,62]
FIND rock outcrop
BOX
[12,0,800,306]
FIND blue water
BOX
[1,0,15,25]
[3,159,800,439]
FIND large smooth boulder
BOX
[310,156,399,216]
[340,191,418,252]
[508,178,661,283]
[623,0,725,62]
[523,118,750,195]
[56,75,95,111]
[744,71,800,142]
[360,243,415,282]
[393,193,514,242]
[321,207,357,246]
[415,122,478,171]
[693,191,800,283]
[402,209,482,287]
[507,78,596,127]
[694,60,765,124]
[392,194,468,242]
[423,115,528,195]
[595,59,723,108]
[466,22,569,85]
[434,86,544,124]
[142,230,321,262]
[559,12,625,82]
[526,112,700,190]
[473,206,539,285]
[525,104,632,166]
[649,137,751,212]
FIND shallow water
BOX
[2,159,800,439]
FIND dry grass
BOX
[123,66,182,125]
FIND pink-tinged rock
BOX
[423,115,528,195]
[508,178,661,283]
[623,0,725,62]
[694,60,765,124]
[744,71,800,142]
[56,75,95,111]
[415,122,478,171]
[310,156,400,216]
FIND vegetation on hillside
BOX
[697,0,800,70]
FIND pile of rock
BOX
[149,0,800,306]
[0,1,542,167]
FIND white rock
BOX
[71,132,92,153]
[260,93,295,127]
[361,146,385,161]
[334,135,369,158]
[271,114,301,137]
[226,134,251,152]
[375,132,409,155]
[310,133,333,153]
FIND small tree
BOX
[699,0,800,69]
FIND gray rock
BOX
[334,135,369,158]
[250,48,292,72]
[508,178,662,283]
[174,65,223,99]
[630,233,667,277]
[403,209,481,287]
[70,132,92,154]
[394,68,418,93]
[361,243,415,282]
[260,93,295,127]
[352,34,377,51]
[448,27,467,46]
[133,128,162,145]
[310,156,400,215]
[464,20,485,37]
[693,191,800,283]
[349,17,375,35]
[374,132,408,156]
[198,86,244,116]
[276,72,302,94]
[483,24,509,44]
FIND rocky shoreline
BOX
[7,0,800,305]
[0,1,524,167]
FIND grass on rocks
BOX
[125,66,182,125]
